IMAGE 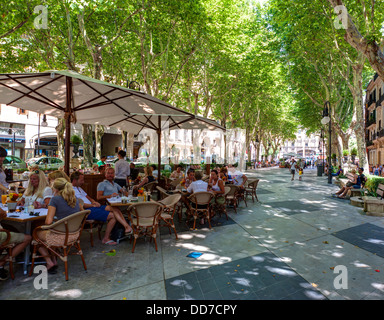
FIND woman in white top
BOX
[17,169,51,208]
[114,150,130,188]
[170,165,184,179]
[0,147,9,194]
[209,169,225,205]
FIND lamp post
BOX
[320,128,325,174]
[321,101,332,184]
[36,113,48,156]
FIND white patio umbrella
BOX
[0,70,225,174]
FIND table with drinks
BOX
[1,198,47,274]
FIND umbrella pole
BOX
[158,117,162,186]
[64,76,72,176]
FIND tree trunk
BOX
[55,118,65,160]
[352,58,369,171]
[82,124,93,168]
[95,124,105,160]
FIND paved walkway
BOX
[1,167,383,300]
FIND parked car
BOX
[3,155,27,170]
[133,157,150,166]
[27,157,64,170]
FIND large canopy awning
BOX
[0,70,225,173]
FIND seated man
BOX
[187,171,208,193]
[331,165,344,177]
[70,171,118,245]
[96,167,132,237]
[186,171,209,225]
[233,171,248,189]
[0,209,31,280]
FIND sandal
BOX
[103,240,117,246]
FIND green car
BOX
[27,157,64,170]
[3,155,27,170]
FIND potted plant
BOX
[70,135,82,158]
[350,147,357,162]
[342,149,349,162]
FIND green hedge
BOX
[365,175,384,194]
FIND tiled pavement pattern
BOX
[1,167,383,300]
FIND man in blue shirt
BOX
[96,167,132,238]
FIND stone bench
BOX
[362,184,384,216]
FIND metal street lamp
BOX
[321,101,332,184]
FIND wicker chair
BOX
[127,202,163,253]
[29,210,90,281]
[187,192,215,229]
[156,186,183,220]
[157,194,182,239]
[156,186,170,200]
[0,229,15,280]
[225,184,240,213]
[245,179,259,202]
[144,181,158,193]
[83,220,104,247]
[212,186,231,221]
[169,178,183,190]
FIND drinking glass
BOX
[1,194,7,205]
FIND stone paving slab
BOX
[332,223,384,258]
[165,251,327,300]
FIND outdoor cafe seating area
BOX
[0,163,259,282]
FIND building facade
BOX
[365,73,384,166]
[279,128,322,160]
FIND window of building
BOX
[17,108,28,116]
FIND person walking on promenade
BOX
[290,158,297,181]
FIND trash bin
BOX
[317,164,323,176]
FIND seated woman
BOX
[17,169,52,209]
[133,165,155,190]
[170,165,184,179]
[219,167,229,184]
[180,168,196,189]
[331,165,344,177]
[34,178,83,274]
[334,169,358,199]
[209,170,225,197]
[209,169,225,209]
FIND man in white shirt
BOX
[232,170,247,188]
[187,171,208,193]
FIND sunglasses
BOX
[29,211,40,216]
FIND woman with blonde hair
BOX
[133,165,155,190]
[33,178,82,274]
[17,169,52,208]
